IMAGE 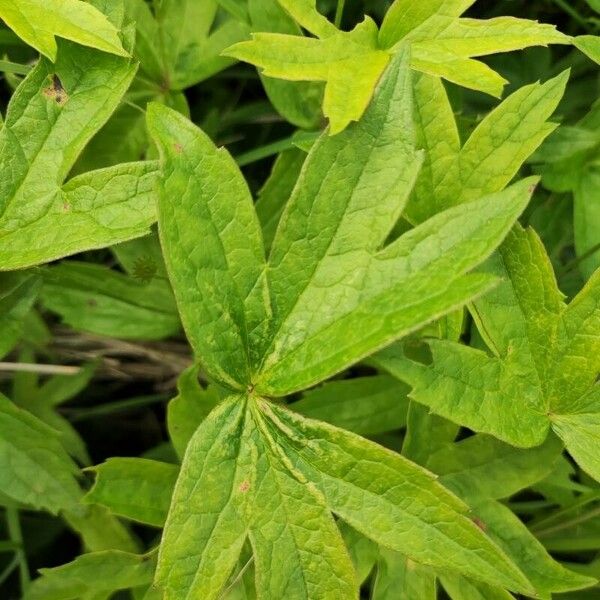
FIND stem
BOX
[559,241,600,276]
[219,557,254,599]
[534,505,600,538]
[0,362,80,375]
[6,507,29,593]
[334,0,346,28]
[550,0,592,31]
[0,60,32,76]
[0,556,19,588]
[67,394,168,422]
[235,132,320,167]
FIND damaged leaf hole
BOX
[43,74,68,106]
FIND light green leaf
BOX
[372,550,436,600]
[156,395,357,600]
[167,365,221,459]
[41,261,180,341]
[0,0,128,61]
[379,0,475,48]
[440,573,514,600]
[575,35,600,65]
[85,458,178,527]
[248,0,323,129]
[377,223,600,481]
[427,434,563,501]
[0,393,80,513]
[255,147,306,253]
[225,18,389,134]
[470,500,596,597]
[259,400,534,594]
[259,178,535,396]
[24,551,155,600]
[255,49,534,395]
[292,375,409,435]
[146,102,271,389]
[406,70,568,223]
[0,33,158,270]
[62,503,138,553]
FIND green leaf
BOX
[440,573,514,600]
[575,35,600,65]
[0,33,157,270]
[156,395,357,600]
[427,434,563,501]
[167,365,221,459]
[291,375,409,435]
[24,551,155,600]
[377,223,600,480]
[0,393,80,513]
[406,70,568,223]
[255,147,306,253]
[258,178,535,396]
[574,166,600,279]
[0,272,41,358]
[259,400,534,594]
[147,102,271,390]
[150,0,250,90]
[372,550,436,600]
[41,261,180,341]
[469,500,596,597]
[254,48,534,395]
[85,458,179,527]
[225,18,389,134]
[0,0,128,61]
[227,0,572,132]
[248,0,323,129]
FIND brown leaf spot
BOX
[43,74,68,106]
[239,481,250,493]
[173,143,183,154]
[87,298,98,308]
[472,517,487,531]
[62,202,70,212]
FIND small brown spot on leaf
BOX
[528,183,538,194]
[173,143,183,153]
[43,74,68,106]
[472,517,486,531]
[88,298,98,308]
[239,481,250,493]
[62,202,70,212]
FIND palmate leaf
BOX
[158,396,533,599]
[147,49,543,599]
[0,0,129,61]
[0,6,157,271]
[225,0,571,132]
[375,224,600,482]
[407,69,568,224]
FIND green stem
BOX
[0,60,31,76]
[67,394,168,422]
[534,505,600,538]
[235,132,319,167]
[550,0,592,31]
[334,0,346,28]
[6,507,29,593]
[559,241,600,276]
[0,556,19,588]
